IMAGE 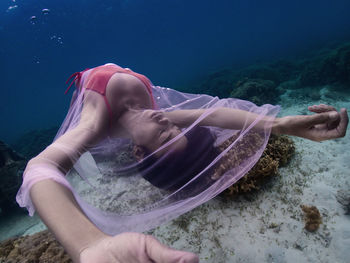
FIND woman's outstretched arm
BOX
[164,104,348,141]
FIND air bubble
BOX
[50,35,64,45]
[29,16,37,24]
[7,5,18,12]
[42,9,50,15]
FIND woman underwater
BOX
[16,63,348,263]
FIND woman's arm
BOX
[26,125,106,262]
[164,107,280,132]
[30,179,107,262]
[164,105,348,141]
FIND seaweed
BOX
[0,230,72,263]
[300,205,322,232]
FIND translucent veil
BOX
[17,64,280,235]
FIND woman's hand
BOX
[279,104,348,142]
[79,232,199,263]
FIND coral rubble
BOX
[215,134,295,196]
[0,230,72,263]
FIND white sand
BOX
[2,90,349,263]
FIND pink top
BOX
[65,64,156,126]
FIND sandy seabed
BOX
[2,96,350,263]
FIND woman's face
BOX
[132,110,188,157]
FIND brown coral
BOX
[300,205,322,232]
[214,133,295,196]
[0,230,72,263]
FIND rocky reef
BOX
[299,43,350,89]
[0,127,58,214]
[0,230,72,263]
[194,63,296,99]
[188,41,350,103]
[0,141,27,214]
[11,127,58,159]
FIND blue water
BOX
[1,0,350,143]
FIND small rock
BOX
[336,190,350,215]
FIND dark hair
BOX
[140,126,218,191]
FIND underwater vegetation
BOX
[300,205,322,232]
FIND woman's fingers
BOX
[326,111,341,130]
[145,235,199,263]
[308,104,337,113]
[287,106,348,142]
[338,108,349,137]
[309,108,348,141]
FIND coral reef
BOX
[0,140,27,214]
[0,230,72,263]
[214,134,295,196]
[300,205,322,232]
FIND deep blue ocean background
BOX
[1,0,350,144]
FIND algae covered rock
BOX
[230,78,281,105]
[0,230,72,263]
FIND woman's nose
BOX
[158,117,169,125]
